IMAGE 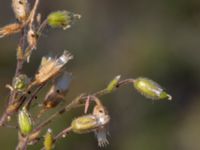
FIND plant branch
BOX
[33,78,134,137]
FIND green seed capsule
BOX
[44,129,54,150]
[106,75,121,93]
[13,74,30,92]
[18,107,33,135]
[134,77,172,100]
[71,114,110,134]
[47,10,81,30]
[12,0,30,23]
[71,115,98,134]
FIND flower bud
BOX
[133,77,172,100]
[12,74,30,92]
[12,0,30,23]
[18,107,33,135]
[106,75,121,93]
[44,129,54,150]
[47,10,81,30]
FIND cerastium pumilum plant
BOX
[0,1,172,150]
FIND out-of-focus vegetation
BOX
[0,0,200,149]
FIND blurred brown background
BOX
[1,0,200,149]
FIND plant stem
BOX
[33,78,134,137]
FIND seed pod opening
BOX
[133,77,172,100]
[95,128,109,147]
[34,50,73,85]
[18,107,33,135]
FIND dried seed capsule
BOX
[134,77,172,100]
[27,28,37,50]
[44,129,54,150]
[43,72,72,109]
[34,50,73,85]
[47,10,81,30]
[0,23,23,38]
[106,75,121,93]
[43,90,64,109]
[93,104,108,117]
[12,74,30,92]
[12,0,30,22]
[37,89,64,118]
[18,107,33,135]
[25,28,38,62]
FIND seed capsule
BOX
[12,0,30,23]
[34,50,73,85]
[71,103,110,147]
[27,28,37,50]
[71,115,98,134]
[43,90,64,109]
[43,72,72,109]
[0,23,23,38]
[93,104,108,117]
[47,10,81,30]
[18,107,33,135]
[12,74,30,92]
[133,77,172,100]
[44,129,54,150]
[25,28,38,62]
[71,114,110,134]
[106,75,121,93]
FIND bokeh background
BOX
[0,0,200,149]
